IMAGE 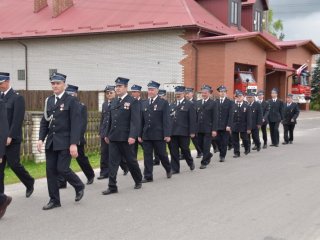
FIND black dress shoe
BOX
[274,144,279,147]
[233,154,240,158]
[289,141,293,144]
[219,157,225,162]
[196,153,203,158]
[102,189,118,195]
[190,162,195,171]
[167,171,172,179]
[97,175,108,180]
[123,169,129,176]
[244,150,250,155]
[42,201,61,211]
[199,164,207,169]
[0,196,12,219]
[282,142,289,145]
[263,144,267,149]
[257,147,261,152]
[86,177,94,185]
[141,178,153,183]
[26,185,34,198]
[171,171,180,175]
[75,188,84,202]
[252,146,258,150]
[270,144,275,147]
[134,183,142,189]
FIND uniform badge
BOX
[154,105,157,111]
[181,106,184,110]
[124,102,131,110]
[60,103,64,111]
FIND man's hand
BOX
[37,140,43,153]
[247,130,251,134]
[190,134,195,138]
[6,137,12,146]
[0,158,2,164]
[128,138,136,145]
[212,131,217,137]
[257,125,261,129]
[104,137,109,144]
[138,137,143,143]
[262,118,265,123]
[164,137,171,143]
[291,119,295,123]
[226,126,231,132]
[70,144,78,158]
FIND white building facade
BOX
[0,30,187,91]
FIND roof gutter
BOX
[17,41,28,91]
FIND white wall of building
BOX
[0,30,187,91]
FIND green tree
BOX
[265,9,285,40]
[311,56,320,110]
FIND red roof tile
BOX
[266,59,295,72]
[190,32,279,50]
[0,0,242,40]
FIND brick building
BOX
[0,0,319,102]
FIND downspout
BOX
[18,41,28,91]
[191,43,199,92]
[190,28,202,92]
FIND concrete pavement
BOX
[1,111,320,240]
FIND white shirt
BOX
[177,98,184,106]
[219,97,225,104]
[202,97,209,105]
[149,95,158,104]
[1,86,12,97]
[272,98,277,102]
[55,91,65,104]
[118,93,128,102]
[237,101,243,108]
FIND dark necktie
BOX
[238,102,241,108]
[55,97,59,105]
[220,99,223,104]
[177,101,180,106]
[118,97,122,104]
[0,92,4,99]
[150,98,153,105]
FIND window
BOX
[239,72,256,83]
[254,11,262,31]
[17,69,26,81]
[230,1,239,25]
[49,69,57,78]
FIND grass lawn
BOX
[4,145,147,185]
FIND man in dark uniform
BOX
[215,85,233,162]
[231,91,252,158]
[169,86,196,174]
[57,85,95,188]
[0,98,12,220]
[139,81,172,182]
[247,92,263,152]
[268,88,284,147]
[130,84,144,158]
[256,90,270,149]
[185,87,202,158]
[196,85,218,169]
[282,94,300,145]
[37,72,85,210]
[102,77,143,195]
[0,72,35,197]
[98,85,128,179]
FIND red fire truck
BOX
[234,71,258,95]
[291,64,311,103]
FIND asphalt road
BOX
[1,111,320,240]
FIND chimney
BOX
[52,0,74,18]
[34,0,48,13]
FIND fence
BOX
[18,90,176,162]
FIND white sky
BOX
[269,0,320,45]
